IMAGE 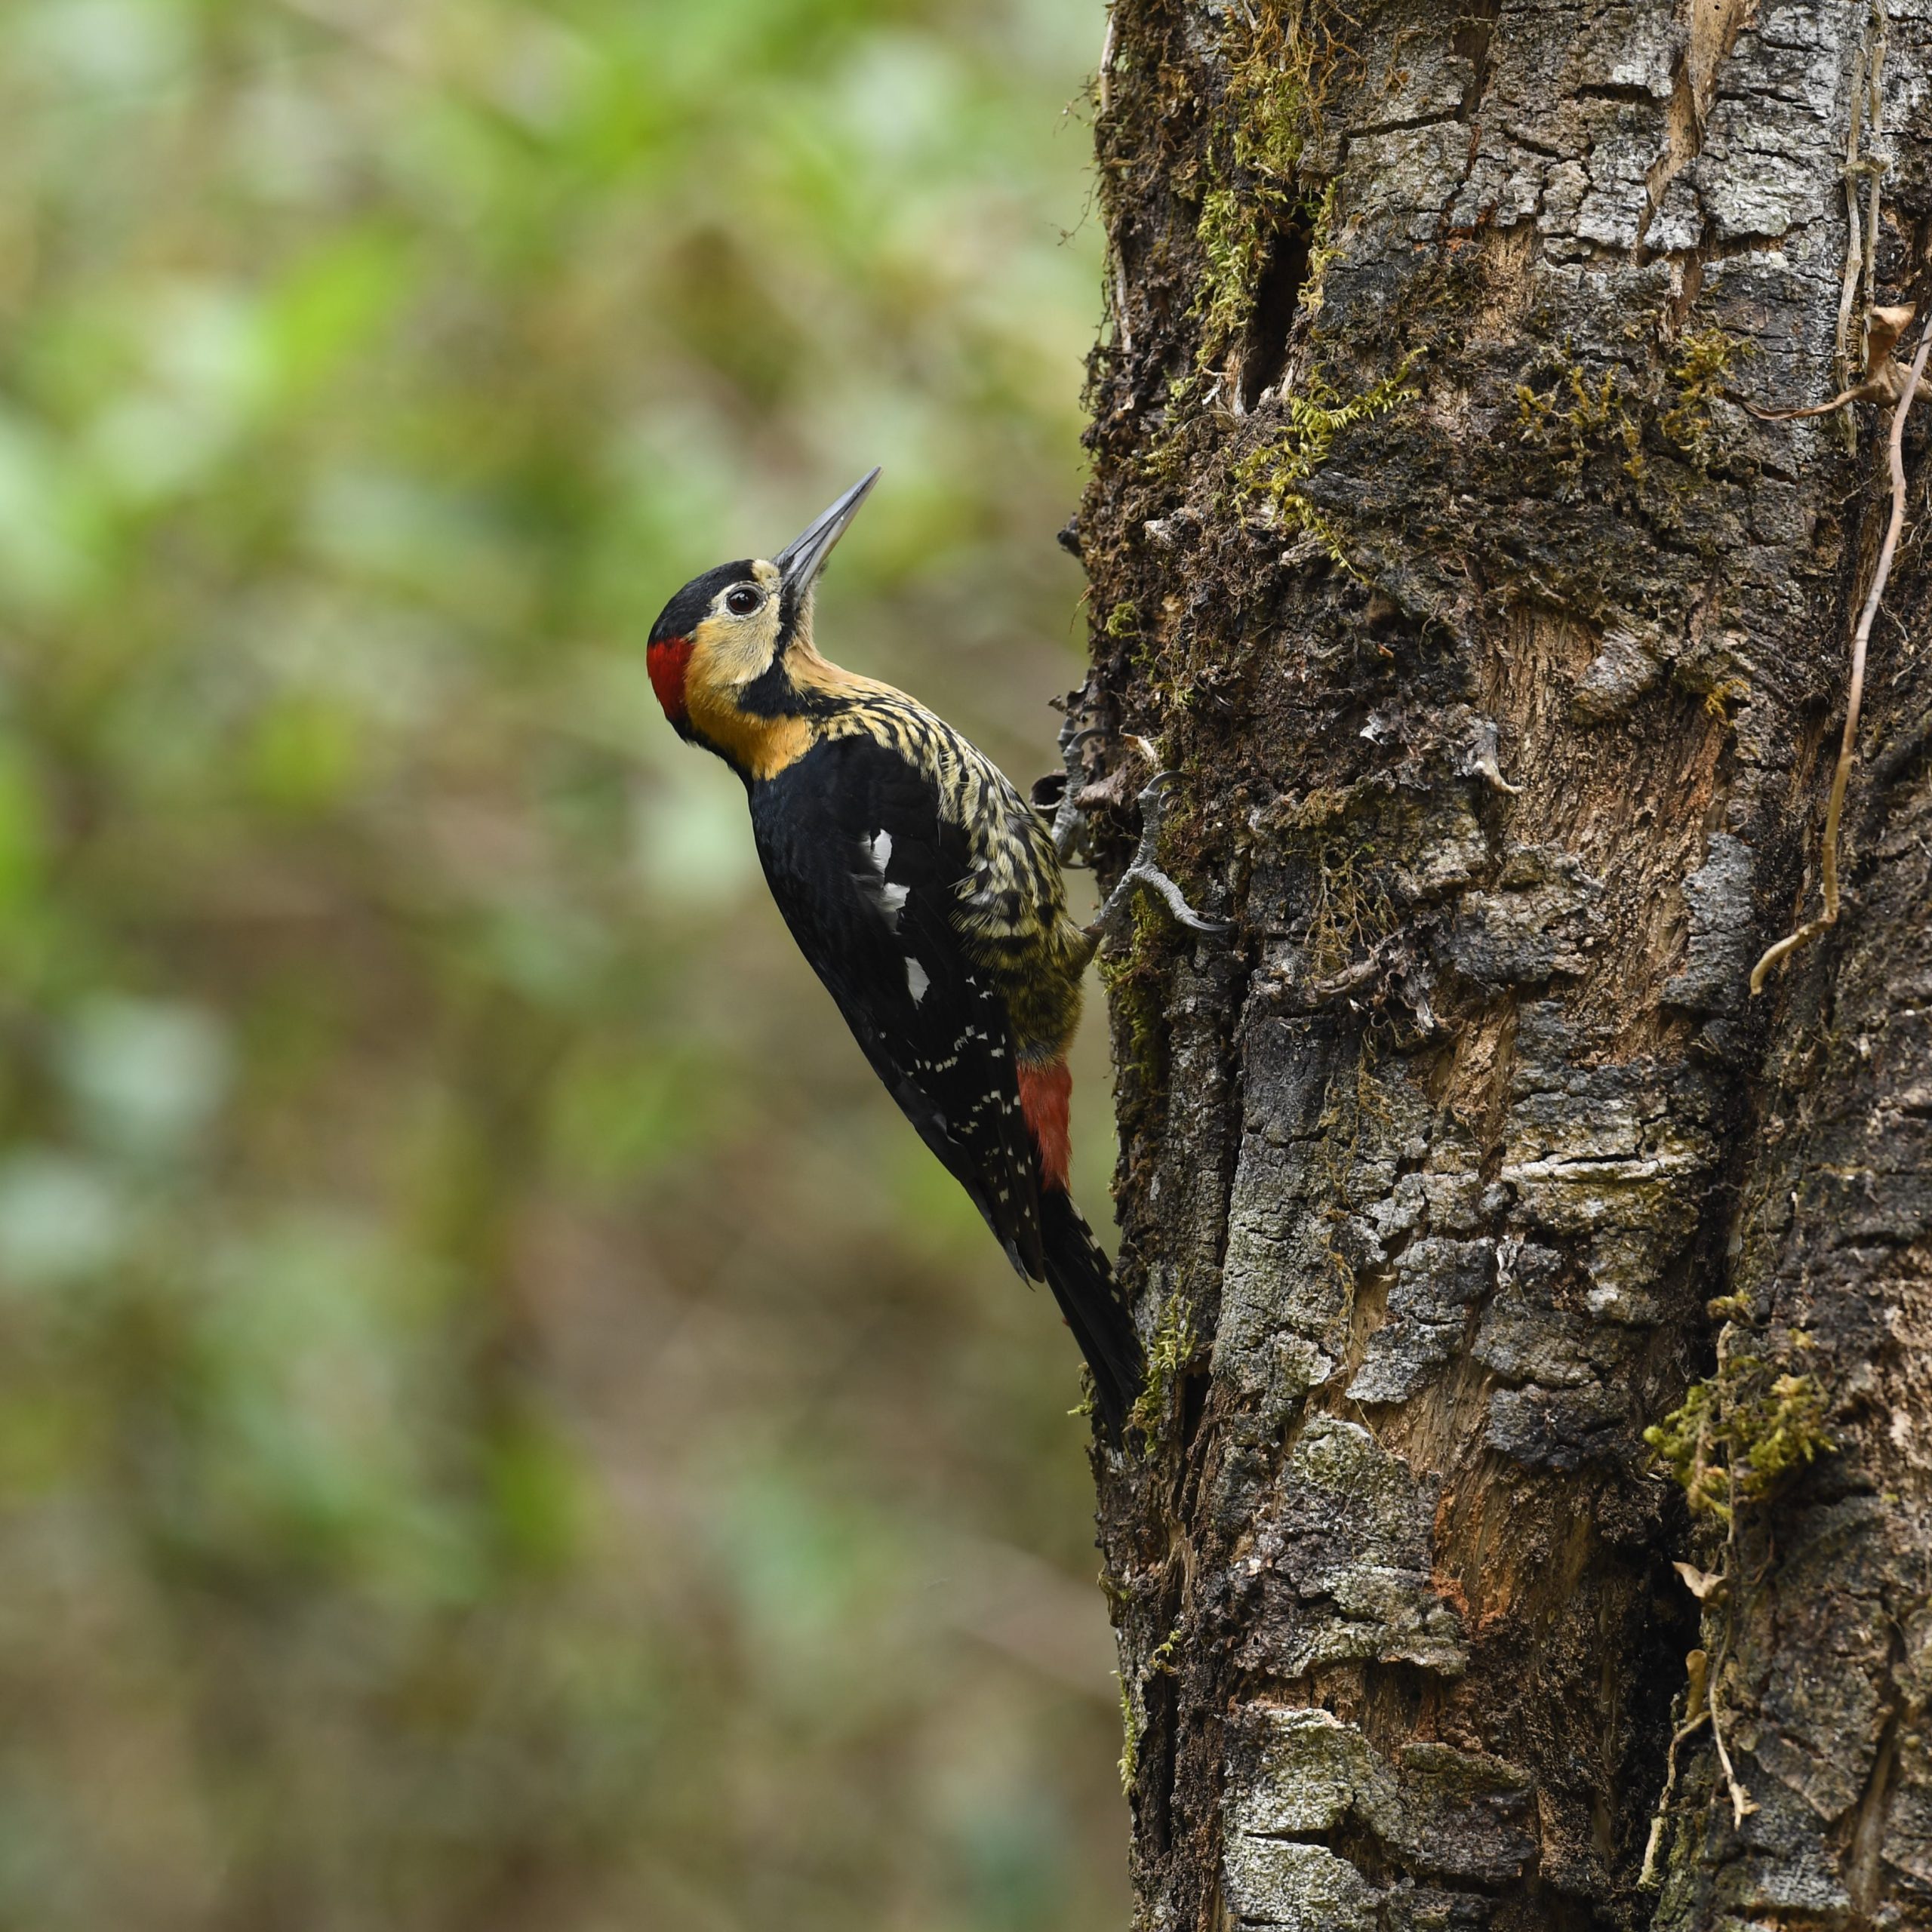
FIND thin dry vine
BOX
[1750,307,1932,993]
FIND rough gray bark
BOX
[1069,3,1932,1927]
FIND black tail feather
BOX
[1038,1189,1143,1438]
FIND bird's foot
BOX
[1044,703,1103,865]
[1081,757,1226,952]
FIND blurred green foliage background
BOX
[0,1,1121,1926]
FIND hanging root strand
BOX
[1751,308,1932,994]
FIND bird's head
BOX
[646,468,880,749]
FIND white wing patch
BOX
[906,958,931,1004]
[855,829,909,931]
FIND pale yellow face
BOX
[684,558,786,709]
[678,558,820,778]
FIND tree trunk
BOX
[1072,3,1932,1927]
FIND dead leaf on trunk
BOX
[1737,303,1927,420]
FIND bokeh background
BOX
[0,2,1124,1927]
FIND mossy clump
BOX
[1190,3,1340,369]
[1116,1672,1140,1794]
[1701,675,1750,724]
[1195,186,1272,370]
[1294,177,1341,324]
[1129,1290,1196,1442]
[1516,358,1643,485]
[1515,328,1754,493]
[1303,829,1398,980]
[1645,1318,1835,1524]
[1229,354,1422,562]
[1117,1628,1181,1796]
[1097,897,1167,1094]
[1660,327,1753,466]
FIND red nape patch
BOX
[1017,1057,1073,1192]
[648,635,694,723]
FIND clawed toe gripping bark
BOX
[1080,771,1226,955]
[1045,709,1224,958]
[1048,708,1100,865]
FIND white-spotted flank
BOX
[855,829,909,930]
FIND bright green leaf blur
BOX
[0,0,1121,1927]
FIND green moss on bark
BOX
[1190,4,1340,369]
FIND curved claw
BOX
[1079,764,1226,948]
[1118,863,1228,935]
[1056,714,1104,757]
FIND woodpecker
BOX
[646,470,1218,1436]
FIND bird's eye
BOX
[724,586,762,617]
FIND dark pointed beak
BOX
[775,467,880,598]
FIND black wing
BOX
[749,733,1043,1278]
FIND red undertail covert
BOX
[1017,1057,1072,1192]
